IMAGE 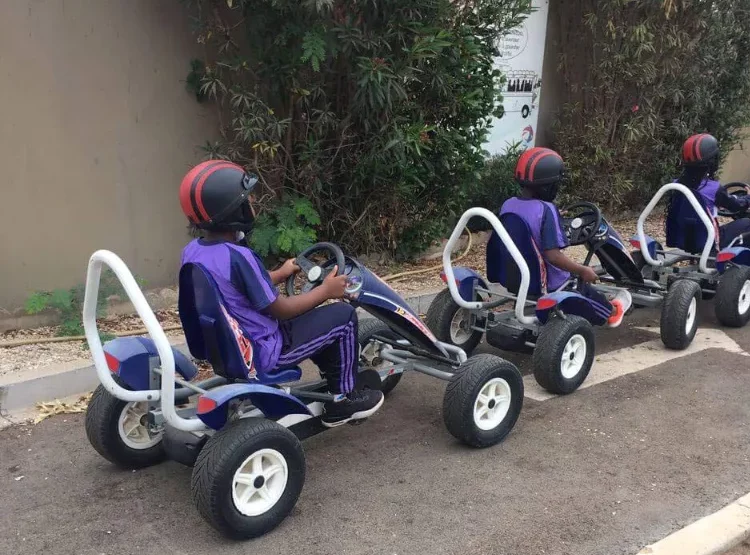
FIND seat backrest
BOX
[665,191,716,254]
[178,263,257,381]
[486,212,546,296]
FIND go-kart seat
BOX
[486,212,547,297]
[665,191,717,255]
[178,263,302,385]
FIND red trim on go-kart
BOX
[629,239,641,249]
[439,271,460,285]
[196,396,218,414]
[536,297,557,310]
[104,352,120,373]
[717,251,736,263]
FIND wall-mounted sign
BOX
[484,0,549,155]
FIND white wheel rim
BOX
[473,378,512,431]
[450,309,473,345]
[361,340,389,372]
[685,297,697,334]
[738,281,750,315]
[117,402,161,450]
[232,449,288,517]
[560,334,587,379]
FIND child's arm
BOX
[268,259,300,286]
[266,266,349,320]
[716,187,750,214]
[544,249,599,283]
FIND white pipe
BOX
[83,250,204,432]
[636,183,716,274]
[442,207,536,325]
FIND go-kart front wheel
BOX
[192,418,305,540]
[442,354,523,448]
[85,383,166,469]
[358,319,403,395]
[715,266,750,328]
[532,315,595,394]
[425,289,484,355]
[661,279,701,349]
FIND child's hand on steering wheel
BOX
[281,258,301,279]
[579,266,599,283]
[321,266,349,300]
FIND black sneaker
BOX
[322,389,384,428]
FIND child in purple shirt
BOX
[500,147,631,327]
[178,160,383,427]
[677,133,750,248]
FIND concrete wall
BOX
[0,0,216,312]
[722,136,750,183]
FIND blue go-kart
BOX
[547,201,700,351]
[425,207,640,395]
[82,243,523,540]
[633,181,750,330]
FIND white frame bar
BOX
[442,207,536,325]
[636,183,716,275]
[83,250,204,432]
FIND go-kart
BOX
[425,207,636,396]
[82,243,523,540]
[635,181,750,329]
[558,201,700,350]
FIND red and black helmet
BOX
[179,160,258,232]
[514,147,565,186]
[681,133,720,167]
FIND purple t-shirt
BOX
[500,197,570,290]
[695,178,720,217]
[181,239,281,372]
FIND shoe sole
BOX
[321,395,385,428]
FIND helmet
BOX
[514,147,565,202]
[681,134,719,168]
[179,160,259,232]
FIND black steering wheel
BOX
[285,242,347,297]
[560,202,603,246]
[718,182,750,218]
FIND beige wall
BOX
[0,0,217,312]
[722,134,750,182]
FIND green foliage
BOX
[250,196,321,257]
[185,0,531,257]
[25,270,144,338]
[552,0,750,210]
[185,59,208,102]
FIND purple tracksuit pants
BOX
[274,303,358,394]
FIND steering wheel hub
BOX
[308,266,322,282]
[571,217,583,230]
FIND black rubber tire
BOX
[425,289,483,355]
[192,418,305,540]
[715,266,750,328]
[443,354,523,448]
[85,383,166,469]
[532,315,595,394]
[660,279,701,349]
[357,318,403,395]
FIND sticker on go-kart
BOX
[394,305,438,342]
[220,304,257,380]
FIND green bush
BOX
[551,0,750,210]
[249,196,320,258]
[25,270,143,338]
[183,0,531,258]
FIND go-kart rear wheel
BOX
[85,383,165,469]
[532,315,595,394]
[442,354,523,448]
[425,289,483,355]
[358,319,403,395]
[715,266,750,327]
[661,279,701,349]
[192,418,305,540]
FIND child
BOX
[676,133,750,248]
[500,147,632,327]
[178,160,383,427]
